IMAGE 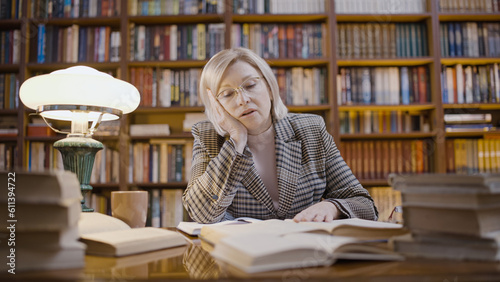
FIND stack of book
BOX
[444,113,494,132]
[389,173,500,261]
[0,171,85,272]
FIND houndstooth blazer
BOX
[182,113,378,223]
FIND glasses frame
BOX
[216,76,262,102]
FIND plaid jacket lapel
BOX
[274,117,302,218]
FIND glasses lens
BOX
[217,77,260,101]
[242,77,260,92]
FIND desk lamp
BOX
[20,66,140,212]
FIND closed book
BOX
[79,212,187,257]
[0,170,82,204]
[392,233,500,261]
[129,124,170,136]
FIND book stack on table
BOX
[389,173,500,261]
[0,171,86,272]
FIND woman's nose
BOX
[236,88,250,105]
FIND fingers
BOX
[292,202,338,223]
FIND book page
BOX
[200,219,326,245]
[177,217,262,236]
[211,233,333,273]
[287,218,407,239]
[78,212,130,235]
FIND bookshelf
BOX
[1,0,500,219]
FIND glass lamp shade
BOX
[20,66,140,121]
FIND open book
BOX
[211,232,404,273]
[176,217,261,236]
[79,212,187,257]
[200,218,408,245]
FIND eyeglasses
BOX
[216,76,262,103]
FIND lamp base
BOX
[54,136,104,212]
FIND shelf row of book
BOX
[129,140,193,184]
[337,66,430,106]
[30,0,120,19]
[88,188,188,228]
[25,141,120,184]
[441,63,500,104]
[0,29,20,64]
[275,67,327,106]
[148,188,188,228]
[232,0,326,14]
[340,139,434,181]
[130,23,224,62]
[366,186,401,223]
[129,0,224,16]
[446,137,500,174]
[334,0,427,14]
[444,113,496,132]
[339,110,431,135]
[0,143,16,171]
[440,22,500,58]
[131,66,328,108]
[0,0,21,19]
[0,73,19,110]
[131,67,201,108]
[231,23,326,59]
[439,0,500,12]
[337,23,428,59]
[34,24,121,63]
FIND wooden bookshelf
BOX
[1,0,500,192]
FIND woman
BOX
[182,48,378,223]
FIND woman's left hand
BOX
[293,201,339,222]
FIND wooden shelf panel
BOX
[340,131,437,140]
[359,179,389,187]
[90,183,120,189]
[443,103,500,110]
[129,14,224,24]
[0,137,18,142]
[446,130,500,138]
[336,13,431,22]
[232,14,328,23]
[0,109,19,115]
[26,62,121,72]
[130,133,193,141]
[130,182,188,189]
[337,58,434,67]
[438,13,500,21]
[287,105,331,112]
[134,106,204,113]
[0,19,22,28]
[0,64,20,72]
[29,17,121,27]
[441,57,500,65]
[24,136,65,142]
[338,104,435,111]
[128,60,208,68]
[266,59,330,67]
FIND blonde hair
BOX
[199,48,288,136]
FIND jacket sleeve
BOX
[182,122,253,223]
[318,119,379,221]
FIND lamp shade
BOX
[20,66,140,121]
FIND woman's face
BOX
[216,61,272,135]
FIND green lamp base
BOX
[54,136,104,212]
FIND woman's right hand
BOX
[207,89,248,153]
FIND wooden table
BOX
[4,232,500,281]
